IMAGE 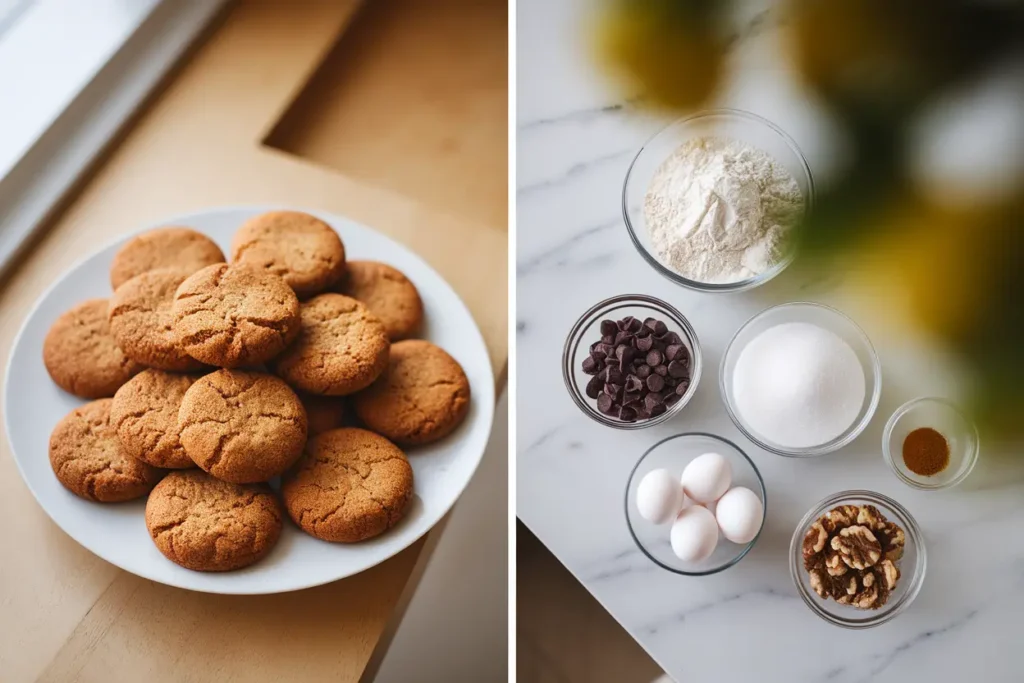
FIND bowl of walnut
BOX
[789,490,926,628]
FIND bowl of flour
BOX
[623,109,813,292]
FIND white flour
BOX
[643,136,804,284]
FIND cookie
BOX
[49,399,163,502]
[177,369,307,483]
[171,262,300,368]
[109,269,206,371]
[231,210,346,298]
[281,428,413,543]
[354,340,471,446]
[335,260,423,340]
[270,293,389,395]
[300,394,351,435]
[110,369,200,469]
[146,470,282,571]
[43,299,144,398]
[110,227,224,290]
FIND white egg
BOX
[670,505,719,562]
[680,452,732,504]
[636,468,684,524]
[715,486,764,544]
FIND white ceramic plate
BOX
[4,206,495,594]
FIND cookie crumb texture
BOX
[146,470,283,572]
[272,294,389,396]
[49,399,163,502]
[282,428,413,543]
[109,269,205,371]
[336,260,423,340]
[231,210,346,298]
[111,369,199,469]
[43,299,144,398]
[355,340,471,446]
[109,227,224,290]
[178,370,308,483]
[172,263,300,368]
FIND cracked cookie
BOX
[49,399,163,502]
[230,210,346,298]
[111,369,201,469]
[109,269,206,371]
[171,262,300,368]
[270,293,389,395]
[177,369,307,483]
[354,340,470,446]
[110,227,224,290]
[145,469,282,571]
[334,260,423,340]
[282,428,413,543]
[44,299,144,398]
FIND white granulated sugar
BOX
[732,322,866,448]
[644,136,804,284]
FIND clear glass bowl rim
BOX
[624,431,767,576]
[881,396,980,490]
[621,108,816,293]
[562,293,703,430]
[719,301,883,457]
[788,489,927,629]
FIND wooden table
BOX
[0,2,507,681]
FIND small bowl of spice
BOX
[622,109,814,293]
[882,397,979,490]
[790,490,926,629]
[562,294,702,429]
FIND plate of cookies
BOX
[5,206,494,594]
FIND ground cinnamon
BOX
[902,427,949,476]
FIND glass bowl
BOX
[622,108,814,293]
[720,302,882,457]
[563,294,702,429]
[625,433,766,575]
[789,490,926,629]
[883,397,979,490]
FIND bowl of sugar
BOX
[720,302,881,457]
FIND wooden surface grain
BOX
[0,1,507,681]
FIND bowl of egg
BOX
[625,433,766,575]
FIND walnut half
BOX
[831,525,882,569]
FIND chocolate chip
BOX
[601,334,615,345]
[635,364,651,379]
[644,393,662,413]
[616,345,636,366]
[614,330,634,346]
[663,376,677,388]
[667,360,688,378]
[616,317,632,331]
[623,391,642,405]
[665,344,684,361]
[626,317,643,333]
[644,317,659,331]
[676,380,690,396]
[635,408,651,420]
[635,325,651,338]
[646,374,665,393]
[664,393,680,407]
[650,403,666,417]
[604,383,623,402]
[600,320,617,337]
[582,356,600,374]
[664,331,682,346]
[654,364,668,377]
[624,375,643,393]
[602,366,624,385]
[645,350,663,367]
[653,320,668,336]
[619,405,638,422]
[586,375,603,399]
[597,394,615,414]
[636,335,654,352]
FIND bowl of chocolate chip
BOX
[789,490,926,629]
[562,294,702,429]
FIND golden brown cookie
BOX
[270,293,389,396]
[231,210,346,298]
[43,299,144,399]
[171,262,300,368]
[300,394,351,435]
[49,399,163,502]
[177,369,307,483]
[335,261,423,340]
[282,428,413,543]
[109,269,206,371]
[110,227,224,290]
[110,369,200,469]
[145,470,283,572]
[354,340,471,446]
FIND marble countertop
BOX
[516,1,1024,680]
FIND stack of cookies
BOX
[43,210,471,573]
